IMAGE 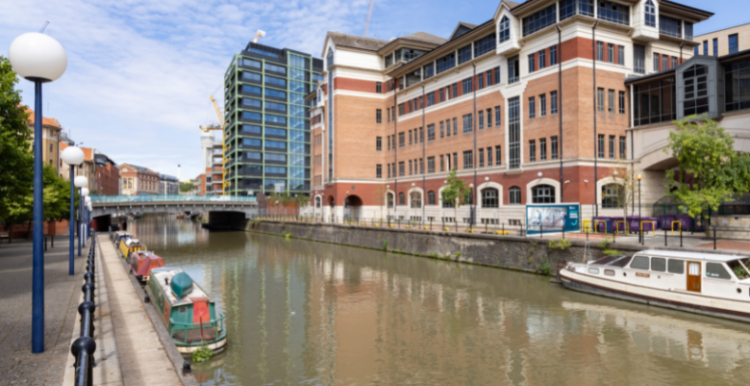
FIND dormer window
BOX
[645,0,656,27]
[498,16,510,43]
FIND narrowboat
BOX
[147,268,227,355]
[119,237,146,258]
[560,250,750,323]
[112,231,131,244]
[128,250,165,282]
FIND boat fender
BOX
[144,294,150,303]
[182,360,192,375]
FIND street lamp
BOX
[9,32,67,354]
[75,177,88,256]
[636,174,643,219]
[84,196,91,241]
[61,146,84,276]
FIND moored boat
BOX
[147,268,227,355]
[119,237,146,258]
[128,250,165,282]
[560,249,750,323]
[112,231,131,244]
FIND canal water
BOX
[131,216,750,386]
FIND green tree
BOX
[603,162,637,234]
[441,169,471,229]
[179,182,195,193]
[0,56,33,223]
[665,116,750,221]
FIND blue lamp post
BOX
[61,146,84,275]
[9,32,68,354]
[84,196,91,241]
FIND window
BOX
[408,160,412,175]
[662,55,668,71]
[462,78,473,94]
[265,88,286,99]
[509,186,521,204]
[487,108,492,128]
[608,89,614,112]
[618,91,625,114]
[685,22,694,40]
[529,97,536,119]
[560,0,594,20]
[683,64,709,116]
[462,114,473,133]
[478,73,485,90]
[452,83,457,98]
[668,259,684,274]
[376,109,382,123]
[399,162,405,176]
[597,42,604,61]
[672,57,677,69]
[550,45,558,66]
[409,130,413,145]
[619,136,626,159]
[630,256,649,270]
[428,157,435,173]
[713,38,719,57]
[436,52,456,74]
[729,34,739,54]
[608,44,614,63]
[242,71,261,82]
[653,53,659,72]
[540,94,546,117]
[428,124,435,141]
[597,0,629,26]
[539,50,546,69]
[529,140,536,162]
[598,134,605,158]
[487,147,493,166]
[602,184,625,209]
[498,16,510,43]
[528,54,536,73]
[453,118,457,135]
[597,88,604,111]
[706,263,732,280]
[551,91,558,114]
[399,132,405,147]
[440,121,445,138]
[440,155,445,171]
[508,97,520,169]
[523,4,557,37]
[609,135,615,158]
[409,192,422,208]
[644,0,656,27]
[508,55,520,84]
[478,149,484,167]
[694,46,699,56]
[475,33,496,57]
[659,15,681,38]
[725,58,750,111]
[376,164,382,178]
[618,45,625,66]
[463,150,473,169]
[399,192,405,205]
[266,75,286,88]
[495,146,502,165]
[703,41,708,56]
[495,106,501,126]
[551,136,558,159]
[376,82,382,93]
[494,66,500,84]
[458,44,473,64]
[540,138,547,161]
[376,136,382,151]
[482,188,499,208]
[634,44,645,74]
[532,185,555,203]
[633,77,676,126]
[427,191,436,206]
[478,111,484,130]
[427,93,435,106]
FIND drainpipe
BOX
[472,62,478,228]
[556,25,564,203]
[421,84,426,224]
[394,79,398,220]
[680,42,684,62]
[592,21,599,217]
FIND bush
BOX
[538,259,552,276]
[548,238,572,250]
[192,344,213,362]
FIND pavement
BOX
[0,235,88,386]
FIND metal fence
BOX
[89,195,257,204]
[70,233,96,386]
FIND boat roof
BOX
[636,250,747,262]
[124,238,141,246]
[150,268,210,307]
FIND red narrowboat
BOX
[129,250,165,282]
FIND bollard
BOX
[680,228,683,247]
[664,228,667,247]
[713,228,717,250]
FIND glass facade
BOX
[224,43,321,195]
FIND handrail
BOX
[71,233,96,386]
[168,312,227,345]
[89,195,256,204]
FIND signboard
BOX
[525,203,580,234]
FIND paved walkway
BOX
[0,235,88,386]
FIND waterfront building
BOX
[222,42,324,196]
[195,173,207,195]
[694,22,749,57]
[94,152,121,195]
[26,107,62,173]
[200,130,223,195]
[159,174,179,195]
[309,0,721,224]
[61,144,96,192]
[119,163,160,195]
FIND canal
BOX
[131,216,750,385]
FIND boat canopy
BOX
[171,272,194,299]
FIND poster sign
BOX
[525,203,580,234]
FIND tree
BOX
[664,117,750,221]
[179,182,195,193]
[0,56,33,223]
[441,169,471,229]
[603,162,637,234]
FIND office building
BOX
[694,23,748,57]
[94,152,121,195]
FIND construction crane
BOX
[253,29,266,43]
[199,95,228,194]
[364,0,375,37]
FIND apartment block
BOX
[119,163,160,195]
[694,23,749,57]
[222,42,323,196]
[308,0,716,224]
[94,152,121,195]
[27,107,62,173]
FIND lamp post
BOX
[61,147,84,275]
[637,174,643,219]
[84,196,91,241]
[469,183,474,228]
[76,180,89,255]
[9,32,67,354]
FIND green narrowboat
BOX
[146,267,227,355]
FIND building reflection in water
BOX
[130,216,750,386]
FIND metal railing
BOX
[89,195,257,204]
[169,313,227,346]
[71,234,96,386]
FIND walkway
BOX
[0,236,87,385]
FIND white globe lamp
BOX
[81,188,89,197]
[61,146,84,166]
[74,176,88,188]
[8,33,67,82]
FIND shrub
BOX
[192,344,213,362]
[548,238,572,250]
[538,259,552,276]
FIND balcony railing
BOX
[89,195,257,203]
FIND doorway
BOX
[687,261,702,292]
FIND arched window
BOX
[315,197,321,208]
[498,16,510,43]
[427,191,436,206]
[387,192,394,208]
[644,0,656,28]
[602,184,623,208]
[532,185,555,203]
[482,188,499,208]
[509,186,521,205]
[398,192,405,205]
[410,192,422,208]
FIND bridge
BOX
[89,195,257,229]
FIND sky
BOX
[0,0,745,180]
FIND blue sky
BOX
[0,0,744,180]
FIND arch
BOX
[314,194,323,208]
[427,191,436,206]
[438,186,455,208]
[410,191,422,208]
[644,0,656,28]
[508,186,522,205]
[386,190,395,208]
[596,177,625,207]
[477,181,504,207]
[345,195,363,207]
[498,16,510,43]
[407,187,424,208]
[527,177,561,204]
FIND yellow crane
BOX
[199,95,228,195]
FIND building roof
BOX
[159,174,179,182]
[400,31,448,45]
[119,163,157,174]
[25,107,61,129]
[82,147,94,161]
[449,22,477,41]
[327,32,389,52]
[94,153,117,166]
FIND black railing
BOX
[71,234,96,386]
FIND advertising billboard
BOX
[525,203,581,234]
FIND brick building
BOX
[94,152,121,195]
[27,107,63,173]
[118,163,160,195]
[308,0,715,225]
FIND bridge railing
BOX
[89,195,257,204]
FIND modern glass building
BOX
[223,42,323,196]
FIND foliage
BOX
[548,238,572,250]
[604,161,638,234]
[441,169,472,226]
[192,344,213,362]
[598,238,612,250]
[294,194,310,208]
[602,249,620,256]
[664,117,750,220]
[382,240,388,251]
[537,259,552,276]
[269,191,293,206]
[179,182,195,192]
[0,56,33,222]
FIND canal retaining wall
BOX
[244,220,648,275]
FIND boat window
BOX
[588,268,600,274]
[609,255,632,268]
[179,307,187,313]
[727,260,750,280]
[630,255,649,270]
[668,259,684,274]
[706,263,732,280]
[651,257,666,272]
[604,269,615,276]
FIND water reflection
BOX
[131,216,750,386]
